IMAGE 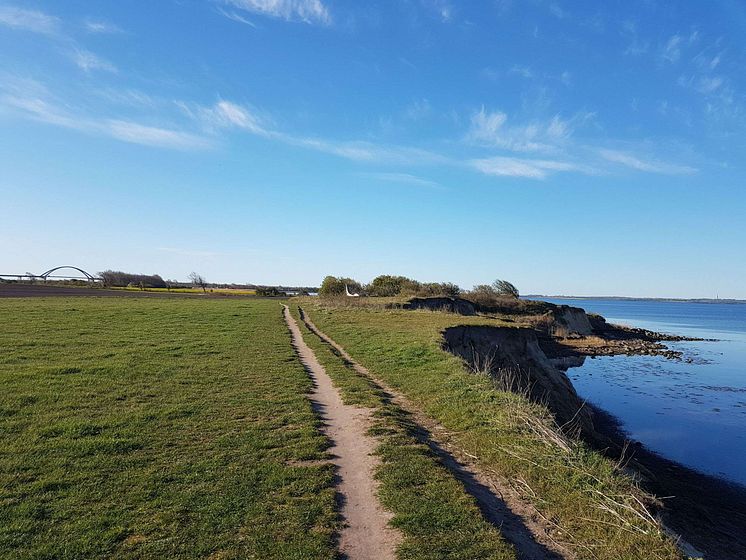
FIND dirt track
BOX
[283,306,400,560]
[299,307,571,560]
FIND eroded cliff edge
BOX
[433,299,746,560]
[442,324,598,438]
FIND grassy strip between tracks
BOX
[291,305,516,560]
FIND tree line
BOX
[100,270,168,288]
[319,274,519,301]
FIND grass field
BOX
[0,295,685,560]
[299,299,684,560]
[0,298,336,559]
[112,287,257,295]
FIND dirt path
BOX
[283,306,400,560]
[299,307,573,560]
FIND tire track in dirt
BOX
[299,307,572,560]
[283,305,400,560]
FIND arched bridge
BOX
[0,266,101,282]
[39,266,98,281]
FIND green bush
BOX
[318,276,363,297]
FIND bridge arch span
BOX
[39,266,98,281]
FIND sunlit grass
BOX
[0,297,336,559]
[298,298,684,560]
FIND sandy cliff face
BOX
[442,325,597,437]
[554,306,593,335]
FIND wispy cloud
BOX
[661,34,683,63]
[0,6,119,75]
[180,99,446,165]
[0,73,702,180]
[470,156,590,180]
[468,107,591,153]
[509,65,534,79]
[660,30,700,64]
[84,19,122,34]
[0,94,83,130]
[0,78,211,151]
[599,149,697,175]
[360,172,442,189]
[105,120,210,150]
[404,98,431,120]
[421,0,452,23]
[94,88,159,108]
[181,100,268,134]
[216,7,257,27]
[71,49,117,73]
[621,20,648,56]
[222,0,331,25]
[0,5,59,35]
[285,135,446,164]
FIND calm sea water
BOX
[540,298,746,487]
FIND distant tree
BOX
[100,270,167,288]
[492,279,519,298]
[319,276,363,297]
[319,276,345,297]
[189,272,207,293]
[339,277,364,295]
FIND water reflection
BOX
[542,298,746,486]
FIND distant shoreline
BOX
[526,294,746,304]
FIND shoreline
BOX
[550,316,746,559]
[527,294,746,305]
[508,301,746,558]
[586,400,746,560]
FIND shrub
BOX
[416,282,461,297]
[256,286,287,297]
[367,275,416,296]
[366,275,460,298]
[319,276,363,297]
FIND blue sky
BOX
[1,1,745,297]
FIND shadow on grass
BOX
[299,307,564,560]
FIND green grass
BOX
[0,297,337,559]
[299,298,685,560]
[0,294,688,560]
[290,306,515,560]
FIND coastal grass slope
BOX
[0,297,337,559]
[299,298,685,560]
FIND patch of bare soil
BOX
[283,306,401,560]
[299,307,573,560]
